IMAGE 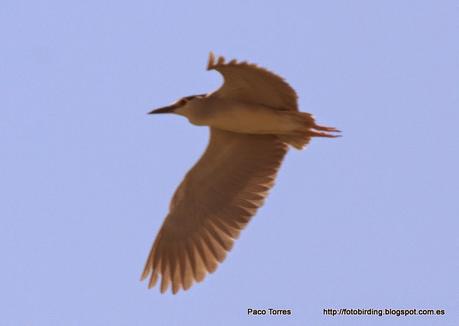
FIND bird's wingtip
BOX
[207,51,227,70]
[207,51,215,70]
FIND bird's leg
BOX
[307,129,340,138]
[312,124,341,133]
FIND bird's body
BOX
[142,52,339,294]
[178,97,306,135]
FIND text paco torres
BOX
[247,308,292,316]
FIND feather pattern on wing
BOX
[207,52,299,111]
[141,128,288,294]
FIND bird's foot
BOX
[310,124,341,138]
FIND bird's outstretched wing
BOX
[141,128,287,294]
[207,52,298,111]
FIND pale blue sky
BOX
[1,0,458,325]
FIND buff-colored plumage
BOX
[207,52,298,111]
[142,52,339,294]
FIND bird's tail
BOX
[278,112,340,150]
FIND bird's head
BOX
[148,94,206,117]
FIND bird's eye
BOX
[178,99,188,106]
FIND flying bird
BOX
[141,52,339,294]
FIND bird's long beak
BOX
[148,105,177,114]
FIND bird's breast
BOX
[189,101,297,135]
